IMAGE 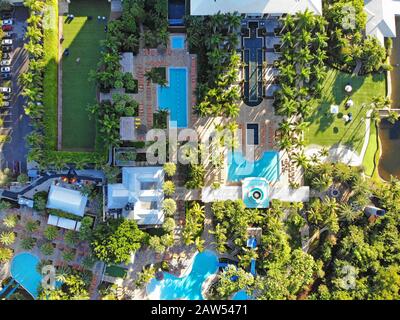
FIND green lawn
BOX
[43,0,58,150]
[61,0,109,151]
[305,69,386,154]
[105,265,128,278]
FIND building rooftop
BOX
[46,184,88,217]
[365,0,400,45]
[190,0,322,16]
[107,167,165,225]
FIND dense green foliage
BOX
[323,0,389,73]
[91,219,147,264]
[186,13,241,117]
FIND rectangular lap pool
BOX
[157,67,188,128]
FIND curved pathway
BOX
[305,109,372,166]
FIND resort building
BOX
[46,184,88,231]
[107,167,165,226]
[190,0,323,16]
[364,0,400,45]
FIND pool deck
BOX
[130,39,197,133]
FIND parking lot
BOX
[0,7,32,174]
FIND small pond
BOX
[378,119,400,180]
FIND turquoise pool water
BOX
[10,253,42,299]
[157,67,188,128]
[171,35,185,49]
[242,178,270,208]
[228,151,280,182]
[232,290,251,300]
[147,250,219,300]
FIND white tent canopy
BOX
[190,0,322,16]
[46,184,88,217]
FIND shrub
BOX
[44,226,59,241]
[0,247,13,263]
[163,162,176,177]
[162,217,176,233]
[0,231,15,245]
[64,230,78,246]
[25,219,39,233]
[33,191,48,212]
[17,173,29,184]
[161,198,177,217]
[40,242,54,256]
[162,181,175,196]
[135,266,156,288]
[3,214,17,228]
[20,237,36,250]
[62,250,75,262]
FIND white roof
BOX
[107,167,165,225]
[46,184,88,217]
[364,0,400,44]
[190,0,322,15]
[47,214,80,231]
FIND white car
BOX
[2,19,13,26]
[1,66,10,73]
[1,101,10,107]
[1,39,12,45]
[0,87,11,93]
[3,31,12,38]
[0,59,11,66]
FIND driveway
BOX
[0,7,31,174]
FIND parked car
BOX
[1,12,12,19]
[0,59,11,66]
[1,66,11,73]
[1,73,11,80]
[1,39,12,45]
[2,19,13,26]
[1,25,12,32]
[2,46,12,52]
[0,87,11,93]
[3,31,12,38]
[1,52,10,59]
[1,101,10,107]
[3,93,11,100]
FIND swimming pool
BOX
[147,250,219,300]
[171,35,185,49]
[157,67,188,128]
[10,253,42,299]
[227,151,280,182]
[232,290,251,300]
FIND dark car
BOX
[2,46,12,53]
[1,25,13,32]
[1,73,11,80]
[1,13,12,20]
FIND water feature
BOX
[378,119,400,180]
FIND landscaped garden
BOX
[305,68,386,153]
[61,0,110,151]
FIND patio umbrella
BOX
[345,85,353,93]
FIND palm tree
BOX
[0,231,15,245]
[338,203,361,222]
[3,214,17,228]
[238,247,258,269]
[293,152,309,169]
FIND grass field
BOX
[305,69,386,154]
[43,0,58,150]
[61,0,109,151]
